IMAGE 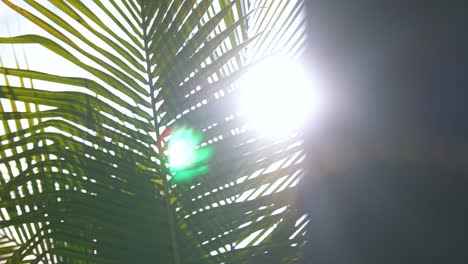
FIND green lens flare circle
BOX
[167,127,213,183]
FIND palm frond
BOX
[0,1,307,263]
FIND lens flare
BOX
[167,127,213,183]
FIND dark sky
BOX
[300,2,468,262]
[304,0,468,139]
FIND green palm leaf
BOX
[0,1,307,263]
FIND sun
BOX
[240,55,318,137]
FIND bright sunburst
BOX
[240,55,317,137]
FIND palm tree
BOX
[0,1,308,263]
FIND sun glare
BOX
[240,55,317,137]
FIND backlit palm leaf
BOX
[0,1,307,263]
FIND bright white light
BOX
[240,55,318,137]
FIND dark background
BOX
[304,0,467,135]
[300,1,468,263]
